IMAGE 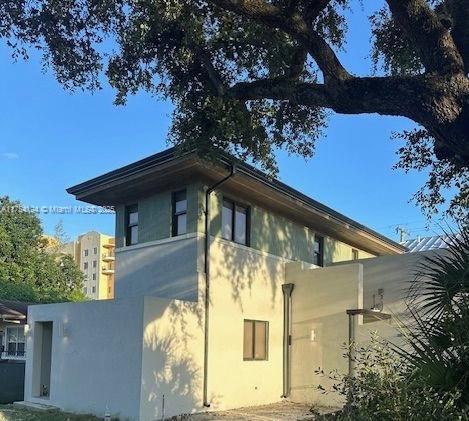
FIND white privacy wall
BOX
[24,297,145,420]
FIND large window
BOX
[222,199,249,246]
[243,320,268,360]
[172,190,187,236]
[6,326,25,357]
[126,204,139,246]
[313,235,324,267]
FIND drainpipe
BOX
[203,164,236,407]
[281,283,294,398]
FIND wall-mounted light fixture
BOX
[59,321,69,338]
[310,329,317,342]
[371,288,384,312]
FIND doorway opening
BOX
[32,321,53,398]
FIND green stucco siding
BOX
[114,183,200,247]
[204,187,374,264]
[114,182,376,264]
[138,191,172,242]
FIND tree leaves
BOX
[0,196,85,303]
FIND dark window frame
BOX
[222,197,250,246]
[172,189,188,237]
[243,319,269,361]
[125,204,139,246]
[313,235,324,267]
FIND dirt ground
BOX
[0,401,338,421]
[174,401,338,420]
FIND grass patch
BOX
[0,405,103,421]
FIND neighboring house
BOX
[0,300,28,361]
[0,300,28,404]
[62,231,115,300]
[22,148,422,419]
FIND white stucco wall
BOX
[286,262,362,405]
[115,234,202,301]
[140,296,205,419]
[24,298,145,420]
[207,237,289,410]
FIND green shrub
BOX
[317,335,468,420]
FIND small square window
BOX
[243,320,268,361]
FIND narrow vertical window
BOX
[126,204,138,246]
[172,190,187,236]
[243,320,268,360]
[222,198,249,246]
[352,249,359,260]
[222,199,233,241]
[313,235,324,267]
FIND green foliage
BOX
[318,336,469,420]
[370,7,423,76]
[0,196,85,303]
[393,129,469,220]
[0,0,467,219]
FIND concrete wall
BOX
[284,250,440,407]
[24,298,145,420]
[140,296,205,419]
[115,234,202,301]
[207,237,288,410]
[286,262,362,406]
[354,250,437,343]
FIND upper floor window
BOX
[243,320,268,360]
[93,260,97,268]
[83,262,88,270]
[84,249,89,257]
[352,249,359,260]
[313,235,324,267]
[172,190,187,236]
[222,199,249,246]
[126,204,139,246]
[93,247,98,255]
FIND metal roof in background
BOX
[402,234,462,253]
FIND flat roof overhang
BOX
[67,148,406,256]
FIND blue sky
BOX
[0,1,446,242]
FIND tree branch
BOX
[386,0,465,74]
[211,0,351,82]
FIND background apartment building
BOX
[62,231,115,300]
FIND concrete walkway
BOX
[173,402,337,420]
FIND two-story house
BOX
[21,148,411,419]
